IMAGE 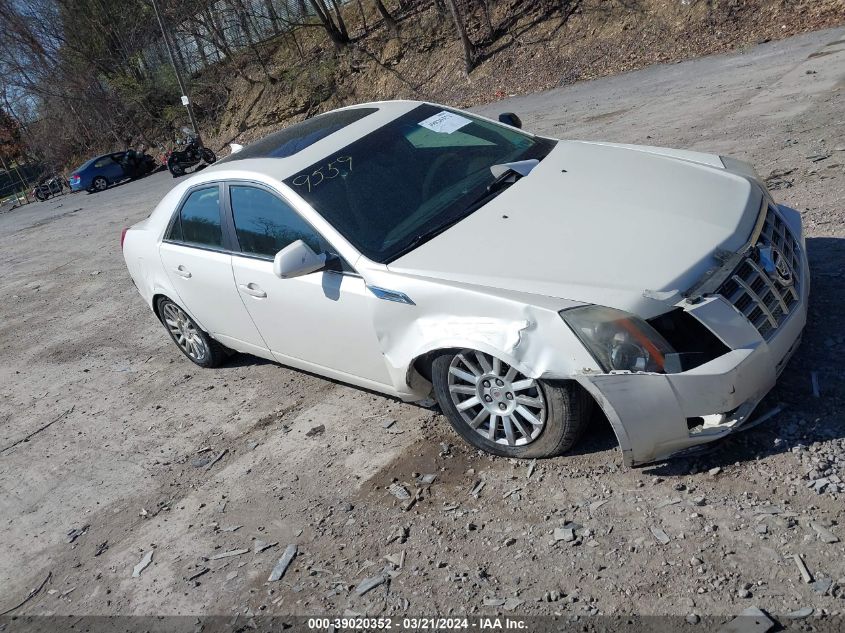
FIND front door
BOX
[225,184,392,387]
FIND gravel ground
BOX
[1,26,844,628]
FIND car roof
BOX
[204,100,424,182]
[78,152,120,170]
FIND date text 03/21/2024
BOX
[306,617,528,630]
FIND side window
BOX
[179,186,223,248]
[230,185,323,257]
[93,156,113,168]
[165,211,183,241]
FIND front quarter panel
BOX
[363,268,601,399]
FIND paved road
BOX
[0,170,176,235]
[1,26,843,619]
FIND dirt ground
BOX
[1,26,844,628]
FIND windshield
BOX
[283,104,556,263]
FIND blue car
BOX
[69,151,156,193]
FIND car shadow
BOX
[218,354,275,369]
[217,352,419,406]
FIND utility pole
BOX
[151,0,203,145]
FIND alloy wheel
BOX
[447,351,546,446]
[162,302,208,362]
[93,177,107,191]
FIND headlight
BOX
[561,305,675,373]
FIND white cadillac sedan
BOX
[122,100,808,466]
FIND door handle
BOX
[238,283,267,298]
[173,265,192,279]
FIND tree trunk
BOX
[443,0,476,73]
[264,0,282,35]
[477,0,493,40]
[309,0,350,47]
[355,0,369,33]
[328,0,350,41]
[195,35,209,66]
[372,0,398,35]
[297,0,309,19]
[233,0,256,45]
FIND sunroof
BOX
[219,107,378,163]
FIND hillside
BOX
[200,0,845,153]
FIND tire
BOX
[92,176,108,191]
[34,190,47,201]
[156,296,227,368]
[431,349,591,459]
[201,148,217,164]
[168,159,185,178]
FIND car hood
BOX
[388,140,763,318]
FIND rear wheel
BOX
[431,350,590,458]
[201,148,217,164]
[34,190,48,201]
[92,176,108,191]
[157,297,226,368]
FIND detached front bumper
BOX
[577,205,809,466]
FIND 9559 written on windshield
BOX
[291,155,352,192]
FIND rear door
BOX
[92,155,124,182]
[158,183,269,356]
[110,153,129,179]
[225,183,392,388]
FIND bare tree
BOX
[308,0,350,47]
[476,0,493,40]
[355,0,369,33]
[372,0,398,35]
[443,0,476,73]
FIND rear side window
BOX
[230,185,323,257]
[176,187,222,248]
[93,156,113,168]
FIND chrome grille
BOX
[718,206,801,339]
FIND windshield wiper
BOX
[391,214,469,260]
[459,167,524,216]
[389,160,538,261]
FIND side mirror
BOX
[498,112,522,129]
[273,240,326,279]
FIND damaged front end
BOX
[572,203,809,466]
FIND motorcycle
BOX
[167,128,216,177]
[32,176,66,202]
[121,149,157,180]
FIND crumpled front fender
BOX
[364,271,600,399]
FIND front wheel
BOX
[431,350,590,458]
[157,297,227,368]
[34,190,48,201]
[168,158,185,177]
[201,148,216,164]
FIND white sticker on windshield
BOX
[418,111,472,134]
